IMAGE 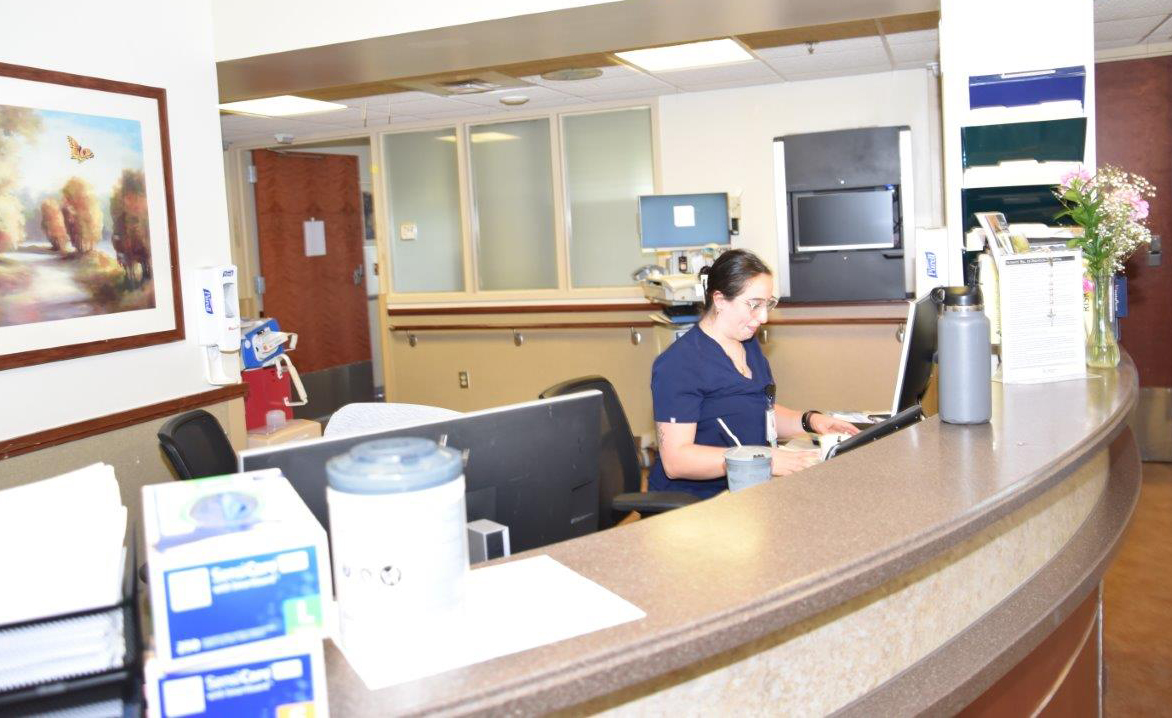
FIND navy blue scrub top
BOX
[648,325,774,498]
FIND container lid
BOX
[937,285,983,308]
[327,437,462,494]
[724,445,771,462]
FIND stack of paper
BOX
[0,463,128,693]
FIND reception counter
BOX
[325,359,1140,716]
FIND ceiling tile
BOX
[884,29,938,46]
[526,71,673,95]
[454,85,577,106]
[765,46,891,76]
[1094,15,1167,42]
[681,76,785,93]
[889,40,938,64]
[753,43,813,60]
[1150,14,1172,38]
[1093,0,1172,23]
[572,87,677,103]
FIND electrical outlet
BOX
[458,370,470,389]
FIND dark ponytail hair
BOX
[699,249,772,314]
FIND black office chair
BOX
[539,376,698,528]
[158,409,237,480]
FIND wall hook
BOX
[630,327,642,346]
[407,332,418,347]
[758,327,769,344]
[513,330,524,347]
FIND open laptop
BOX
[833,293,938,428]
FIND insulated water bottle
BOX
[936,286,992,424]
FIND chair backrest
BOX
[539,376,641,529]
[158,409,237,480]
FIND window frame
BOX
[377,99,661,304]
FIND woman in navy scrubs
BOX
[648,249,859,498]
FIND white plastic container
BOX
[326,438,468,658]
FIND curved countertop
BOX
[326,359,1141,716]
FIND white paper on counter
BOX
[0,463,126,625]
[339,555,645,689]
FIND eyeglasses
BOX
[740,297,779,314]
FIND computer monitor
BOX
[238,392,602,554]
[790,186,900,253]
[890,293,939,415]
[825,404,923,460]
[638,192,730,251]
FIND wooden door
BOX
[1096,58,1172,387]
[253,150,370,374]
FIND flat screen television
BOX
[790,186,900,253]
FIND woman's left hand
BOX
[811,413,860,436]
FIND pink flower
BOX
[1132,198,1149,220]
[1060,168,1092,189]
[1083,276,1094,293]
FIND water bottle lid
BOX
[327,437,463,494]
[724,445,771,463]
[936,285,983,310]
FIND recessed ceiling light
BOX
[540,67,604,81]
[218,95,347,117]
[499,95,530,106]
[615,38,753,73]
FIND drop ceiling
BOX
[218,0,1172,146]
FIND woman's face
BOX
[713,272,775,342]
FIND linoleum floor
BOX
[1103,461,1172,716]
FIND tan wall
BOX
[386,307,907,440]
[0,399,246,527]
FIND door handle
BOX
[353,265,364,285]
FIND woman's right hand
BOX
[770,447,820,476]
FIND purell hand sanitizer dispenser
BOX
[197,266,242,385]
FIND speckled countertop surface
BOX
[326,359,1138,716]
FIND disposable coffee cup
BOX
[724,445,772,491]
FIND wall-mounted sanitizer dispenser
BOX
[197,265,242,385]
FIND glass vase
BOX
[1086,269,1120,368]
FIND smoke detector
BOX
[274,133,295,144]
[499,94,530,106]
[540,67,604,81]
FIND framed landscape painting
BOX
[0,62,183,370]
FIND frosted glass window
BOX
[469,119,557,290]
[383,128,464,292]
[563,108,654,288]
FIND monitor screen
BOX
[638,193,730,250]
[239,393,602,555]
[791,187,899,252]
[891,294,939,415]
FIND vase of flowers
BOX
[1054,165,1155,368]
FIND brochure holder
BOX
[968,66,1086,109]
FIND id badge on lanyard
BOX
[765,382,777,448]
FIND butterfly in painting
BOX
[67,135,95,163]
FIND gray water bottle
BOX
[936,286,992,424]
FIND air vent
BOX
[399,71,532,97]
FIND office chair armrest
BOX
[612,491,700,516]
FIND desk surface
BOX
[325,360,1139,716]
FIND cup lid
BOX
[724,445,771,462]
[327,437,462,494]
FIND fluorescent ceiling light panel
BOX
[615,39,753,72]
[219,95,347,117]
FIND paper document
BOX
[0,463,127,624]
[340,555,645,689]
[996,250,1086,384]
